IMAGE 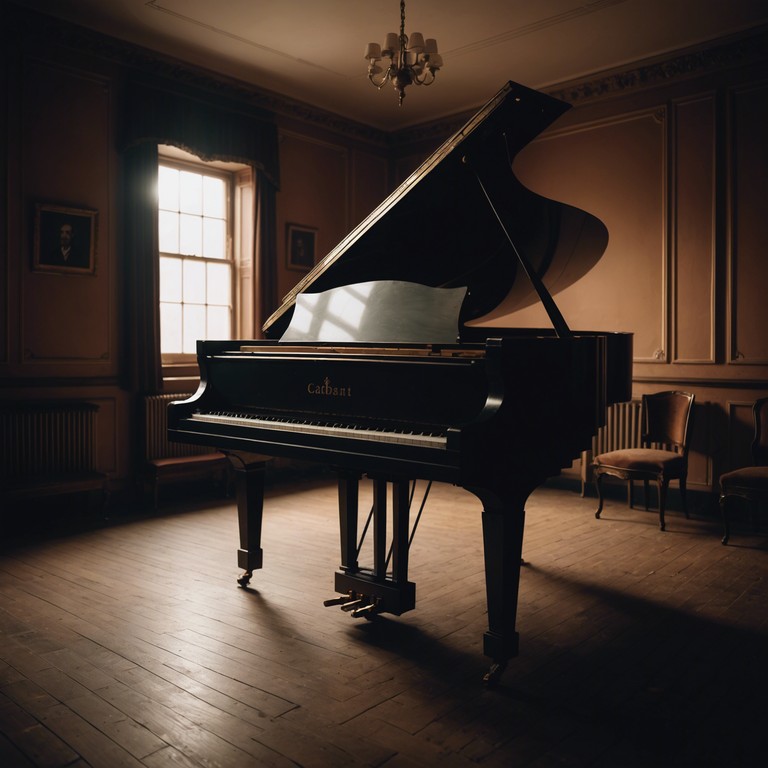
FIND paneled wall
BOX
[393,40,768,493]
[3,4,767,498]
[2,6,391,488]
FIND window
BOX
[158,158,233,360]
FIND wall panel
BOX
[20,58,112,374]
[350,150,389,229]
[497,109,667,362]
[673,95,716,364]
[730,83,768,364]
[276,132,348,302]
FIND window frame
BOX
[157,150,238,376]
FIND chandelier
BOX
[364,1,443,106]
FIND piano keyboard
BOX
[189,411,448,449]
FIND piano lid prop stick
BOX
[462,153,572,340]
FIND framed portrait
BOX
[33,203,97,275]
[286,223,317,271]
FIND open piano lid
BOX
[263,81,608,341]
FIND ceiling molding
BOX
[548,24,768,104]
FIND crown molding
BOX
[547,25,768,105]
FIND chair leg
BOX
[627,479,634,509]
[595,473,605,519]
[679,476,689,518]
[657,479,668,531]
[719,494,730,545]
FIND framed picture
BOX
[33,203,97,275]
[286,223,317,271]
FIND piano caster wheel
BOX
[237,570,252,587]
[482,660,507,687]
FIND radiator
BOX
[581,400,642,491]
[144,393,219,461]
[0,402,98,480]
[593,399,643,456]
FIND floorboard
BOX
[1,479,767,767]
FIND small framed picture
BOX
[33,203,97,275]
[286,223,317,271]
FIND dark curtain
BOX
[119,77,280,185]
[256,170,279,327]
[122,142,162,394]
[119,76,280,394]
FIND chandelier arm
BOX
[368,62,393,89]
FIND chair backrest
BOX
[752,396,768,466]
[641,391,695,455]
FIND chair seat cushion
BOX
[595,448,685,474]
[720,466,768,490]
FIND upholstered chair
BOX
[719,397,768,544]
[594,391,695,531]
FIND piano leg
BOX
[481,501,526,686]
[224,452,268,587]
[337,471,360,573]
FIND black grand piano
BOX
[168,81,632,684]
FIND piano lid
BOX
[263,81,608,340]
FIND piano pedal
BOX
[340,598,364,612]
[351,598,380,619]
[323,591,356,607]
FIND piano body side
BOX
[168,329,630,493]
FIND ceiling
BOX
[12,0,768,130]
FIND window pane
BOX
[203,217,226,259]
[159,210,179,253]
[183,259,206,304]
[207,262,231,305]
[160,302,182,354]
[159,159,236,359]
[207,305,230,339]
[158,166,179,211]
[203,176,226,218]
[179,213,202,255]
[183,304,206,354]
[159,257,182,302]
[179,171,203,215]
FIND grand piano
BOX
[168,81,632,684]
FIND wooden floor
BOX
[1,478,767,768]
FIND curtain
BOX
[119,78,279,185]
[122,142,162,394]
[256,170,279,328]
[119,76,280,393]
